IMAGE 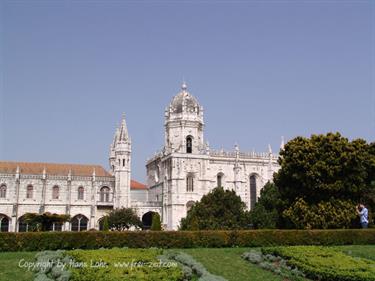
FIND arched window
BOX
[26,185,33,199]
[142,211,156,230]
[0,214,9,232]
[78,186,84,200]
[186,175,194,192]
[98,217,106,231]
[0,185,6,198]
[52,186,59,199]
[186,201,195,212]
[71,215,88,231]
[186,136,192,153]
[217,173,224,188]
[250,175,257,210]
[100,186,110,202]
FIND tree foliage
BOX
[23,212,70,231]
[150,212,162,231]
[102,216,109,231]
[106,208,142,231]
[180,187,250,230]
[249,182,283,229]
[283,198,357,229]
[273,132,375,228]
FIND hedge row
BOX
[0,229,374,252]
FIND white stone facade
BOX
[0,165,116,232]
[145,83,280,230]
[0,83,280,232]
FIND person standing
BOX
[356,204,369,228]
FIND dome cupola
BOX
[169,83,201,114]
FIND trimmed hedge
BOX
[0,229,374,252]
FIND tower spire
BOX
[119,113,129,141]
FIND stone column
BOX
[12,170,20,232]
[90,173,96,229]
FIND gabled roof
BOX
[0,161,111,177]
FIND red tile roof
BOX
[131,180,148,190]
[0,161,111,177]
[0,161,148,190]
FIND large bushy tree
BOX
[274,132,375,229]
[105,208,142,231]
[180,187,250,230]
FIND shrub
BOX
[262,246,375,281]
[151,213,162,231]
[0,229,374,252]
[242,249,306,281]
[102,216,109,231]
[33,250,71,281]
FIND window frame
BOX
[77,186,84,200]
[0,185,6,198]
[26,185,33,199]
[52,185,60,200]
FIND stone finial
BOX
[268,144,273,155]
[280,136,285,150]
[42,167,46,179]
[15,166,20,180]
[92,168,96,182]
[234,143,239,152]
[68,169,72,181]
[181,81,187,91]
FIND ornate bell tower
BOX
[109,114,131,208]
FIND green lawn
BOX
[334,245,375,261]
[0,252,36,281]
[181,248,283,281]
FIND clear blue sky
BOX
[1,1,374,182]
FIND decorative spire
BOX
[15,166,20,180]
[234,143,239,152]
[118,113,129,142]
[280,136,285,150]
[92,168,96,182]
[112,127,119,146]
[268,144,273,155]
